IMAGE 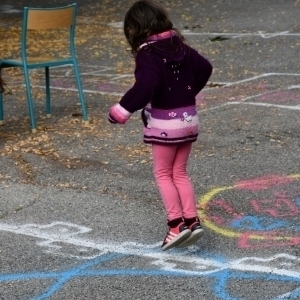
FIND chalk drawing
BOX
[0,221,300,299]
[198,174,300,249]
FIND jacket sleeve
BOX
[119,51,162,113]
[108,51,161,124]
[190,48,213,95]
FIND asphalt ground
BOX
[0,1,300,299]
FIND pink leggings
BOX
[152,143,197,221]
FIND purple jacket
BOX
[109,31,213,144]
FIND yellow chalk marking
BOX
[197,174,300,242]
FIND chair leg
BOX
[0,92,3,125]
[0,69,4,125]
[45,66,51,118]
[23,67,37,133]
[73,63,89,125]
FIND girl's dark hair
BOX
[124,0,184,57]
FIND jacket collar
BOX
[139,30,176,49]
[146,30,177,41]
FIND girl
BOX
[108,0,212,250]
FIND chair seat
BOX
[1,56,73,68]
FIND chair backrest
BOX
[25,4,75,30]
[21,3,77,60]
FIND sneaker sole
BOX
[162,229,191,251]
[176,228,204,248]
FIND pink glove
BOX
[108,104,131,124]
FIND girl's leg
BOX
[170,143,204,248]
[172,143,197,219]
[152,144,183,221]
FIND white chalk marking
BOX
[106,24,300,39]
[30,85,124,97]
[200,83,300,111]
[182,30,300,39]
[18,68,300,111]
[0,221,300,279]
[222,73,300,87]
[0,5,21,13]
[200,101,300,112]
[239,85,300,102]
[228,101,300,110]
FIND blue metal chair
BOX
[0,3,88,133]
